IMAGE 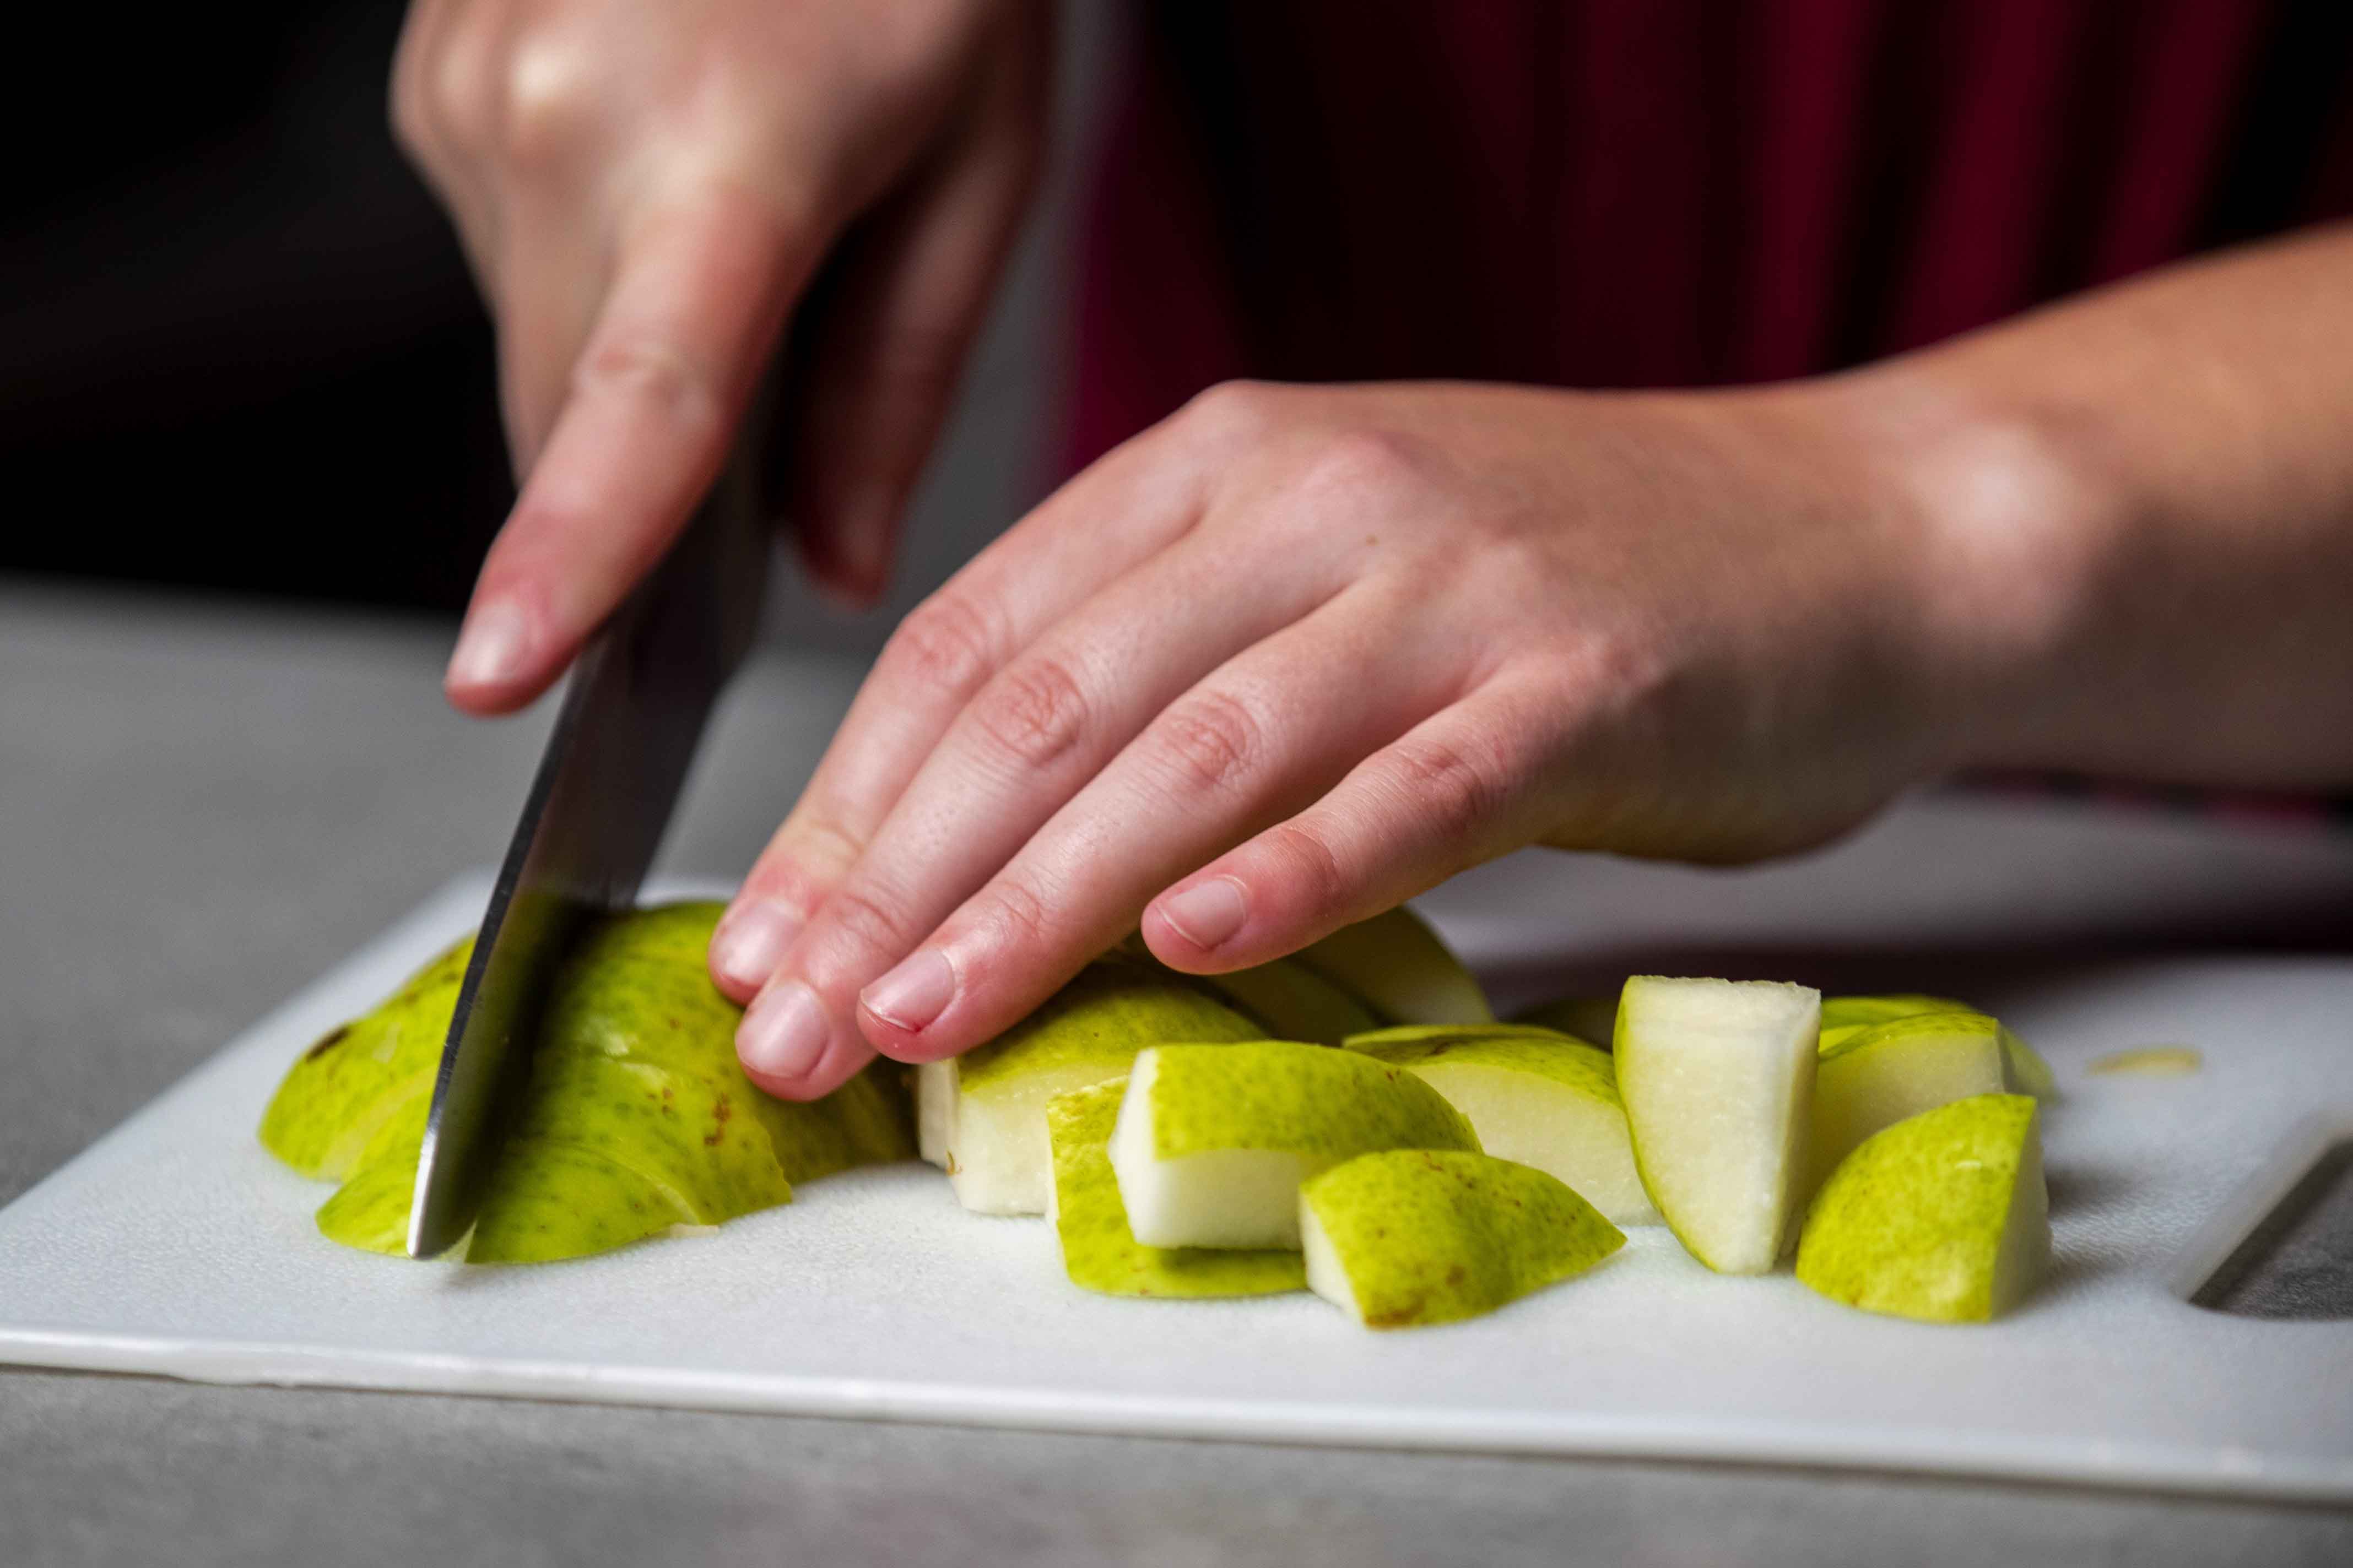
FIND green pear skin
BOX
[1343,1025,1659,1224]
[1615,975,1820,1274]
[1299,1150,1624,1328]
[1289,906,1493,1026]
[1805,1011,2009,1201]
[264,902,914,1263]
[1175,955,1382,1045]
[1047,1079,1305,1298]
[1110,1041,1480,1249]
[923,958,1264,1214]
[1797,1093,2049,1322]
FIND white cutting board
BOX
[4,804,2352,1502]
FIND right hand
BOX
[393,0,1049,713]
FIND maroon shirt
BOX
[1069,0,2353,470]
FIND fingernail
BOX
[711,900,802,990]
[1157,877,1248,951]
[446,600,531,690]
[737,981,831,1080]
[860,948,958,1034]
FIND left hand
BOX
[708,375,2047,1098]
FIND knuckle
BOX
[1291,428,1427,509]
[573,336,721,435]
[1259,821,1346,911]
[497,28,606,173]
[1176,378,1284,446]
[885,593,1002,703]
[972,655,1092,773]
[814,883,919,965]
[978,872,1056,951]
[1149,688,1264,796]
[1384,731,1517,842]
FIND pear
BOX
[1510,995,1619,1049]
[1300,1150,1624,1328]
[1108,1040,1479,1249]
[1819,993,2056,1099]
[918,958,1262,1216]
[1175,955,1383,1045]
[1615,975,1820,1274]
[1342,1025,1659,1225]
[264,902,915,1263]
[258,937,470,1180]
[1046,1079,1306,1298]
[1797,1093,2049,1322]
[1806,1011,2009,1200]
[1288,905,1492,1026]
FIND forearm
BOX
[1853,220,2353,790]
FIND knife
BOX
[406,456,770,1258]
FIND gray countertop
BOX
[3,581,2347,1567]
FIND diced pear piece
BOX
[1046,1080,1305,1298]
[1300,1150,1624,1328]
[1806,1011,2010,1200]
[1289,905,1492,1026]
[1819,992,2056,1099]
[1343,1025,1658,1224]
[1182,956,1383,1044]
[1797,1093,2049,1322]
[921,959,1262,1215]
[1615,975,1820,1273]
[1110,1040,1480,1249]
[1510,995,1619,1049]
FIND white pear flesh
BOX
[930,961,1261,1215]
[1796,1093,2049,1322]
[1806,1011,2008,1200]
[1615,975,1820,1274]
[1109,1041,1479,1249]
[1289,906,1492,1026]
[1344,1026,1659,1225]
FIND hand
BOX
[394,0,1048,713]
[709,375,2047,1098]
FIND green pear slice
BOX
[1806,1011,2009,1200]
[1288,906,1492,1026]
[1300,1149,1625,1327]
[1046,1079,1305,1298]
[1180,955,1383,1044]
[1343,1025,1659,1224]
[1108,1040,1480,1249]
[1819,992,2057,1099]
[258,937,470,1180]
[1615,975,1820,1273]
[1797,1093,2049,1322]
[921,959,1262,1215]
[1508,995,1619,1049]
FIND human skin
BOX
[397,9,2353,1104]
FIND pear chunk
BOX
[1343,1026,1659,1225]
[1797,1093,2049,1322]
[1819,993,2056,1099]
[919,959,1262,1215]
[1510,995,1620,1050]
[1615,975,1820,1273]
[1109,1041,1479,1249]
[1806,1011,2009,1200]
[1289,906,1492,1026]
[1046,1080,1305,1298]
[1300,1150,1624,1327]
[1179,955,1383,1044]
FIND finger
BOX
[729,517,1361,1087]
[491,200,610,475]
[707,400,1239,1001]
[844,581,1482,1066]
[443,192,814,715]
[1139,680,1568,972]
[778,9,1047,603]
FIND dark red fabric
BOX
[1068,0,2353,470]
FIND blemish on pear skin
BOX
[705,1093,733,1147]
[302,1026,351,1062]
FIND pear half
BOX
[1806,1011,2009,1200]
[1109,1040,1479,1249]
[1289,905,1492,1026]
[1046,1079,1305,1298]
[918,959,1261,1215]
[1615,975,1820,1274]
[1300,1149,1624,1328]
[1343,1025,1659,1225]
[1797,1093,2049,1322]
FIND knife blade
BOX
[406,457,769,1258]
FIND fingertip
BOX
[708,899,802,1002]
[442,599,561,714]
[1142,876,1251,969]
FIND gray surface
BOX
[2,583,2349,1566]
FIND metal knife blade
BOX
[406,458,769,1258]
